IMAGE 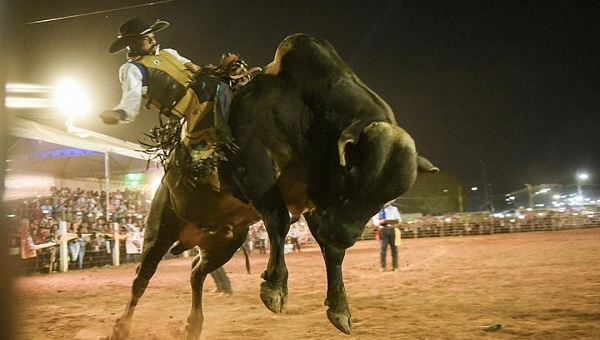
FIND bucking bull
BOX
[109,33,438,340]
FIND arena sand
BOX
[15,228,600,340]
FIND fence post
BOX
[112,222,120,266]
[58,221,68,273]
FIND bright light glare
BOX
[151,177,162,198]
[5,82,55,108]
[55,78,90,118]
[578,173,589,180]
[6,97,54,108]
[6,83,53,93]
[3,175,55,200]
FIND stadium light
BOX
[576,171,589,202]
[54,78,91,125]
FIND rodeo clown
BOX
[100,17,256,172]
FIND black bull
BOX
[110,33,438,340]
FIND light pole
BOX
[525,183,534,210]
[457,186,463,213]
[576,171,589,202]
[55,78,112,218]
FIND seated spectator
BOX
[19,219,37,275]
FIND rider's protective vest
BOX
[132,52,223,221]
[130,50,199,119]
[130,50,217,150]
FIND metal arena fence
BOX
[10,209,599,276]
[360,209,599,240]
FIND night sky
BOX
[9,0,600,196]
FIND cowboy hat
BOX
[109,17,170,54]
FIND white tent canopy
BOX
[5,116,162,200]
[9,116,149,160]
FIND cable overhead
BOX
[24,0,178,25]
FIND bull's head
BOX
[317,121,437,248]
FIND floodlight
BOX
[55,78,91,120]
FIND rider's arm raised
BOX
[100,63,144,125]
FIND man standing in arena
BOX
[373,201,402,272]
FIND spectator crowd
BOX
[7,186,151,274]
[7,186,316,275]
[8,185,598,276]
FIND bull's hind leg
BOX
[111,185,178,340]
[305,212,352,334]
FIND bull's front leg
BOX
[305,211,352,334]
[256,188,291,314]
[321,244,352,334]
[260,242,289,314]
[234,141,291,315]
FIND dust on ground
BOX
[15,228,600,340]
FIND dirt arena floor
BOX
[15,228,600,340]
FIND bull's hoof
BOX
[184,325,201,340]
[110,318,131,340]
[260,281,287,314]
[326,309,352,335]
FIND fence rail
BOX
[12,211,599,275]
[360,210,600,240]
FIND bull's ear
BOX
[338,120,371,166]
